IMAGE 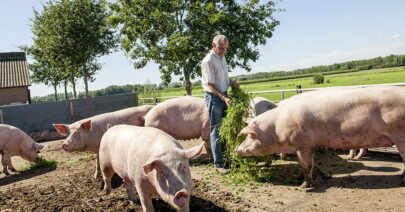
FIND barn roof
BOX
[0,52,31,88]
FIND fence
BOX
[0,93,138,133]
[139,82,405,104]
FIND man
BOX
[201,34,238,174]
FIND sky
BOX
[1,0,404,97]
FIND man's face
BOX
[212,42,228,57]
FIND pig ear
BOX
[143,159,161,175]
[238,126,258,138]
[181,142,204,160]
[53,124,69,136]
[81,120,92,131]
[38,144,46,150]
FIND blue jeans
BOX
[205,92,227,167]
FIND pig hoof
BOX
[300,181,312,188]
[4,171,10,175]
[10,168,17,172]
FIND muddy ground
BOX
[1,139,405,211]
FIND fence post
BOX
[281,91,285,100]
[296,85,302,94]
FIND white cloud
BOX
[391,34,400,39]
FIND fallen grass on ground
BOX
[18,158,59,173]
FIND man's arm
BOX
[207,82,231,108]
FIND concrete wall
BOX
[0,86,29,106]
[0,93,138,133]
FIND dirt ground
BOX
[1,139,405,212]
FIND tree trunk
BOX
[71,76,77,99]
[64,81,68,100]
[53,84,58,102]
[183,69,192,95]
[83,64,89,98]
[72,81,77,99]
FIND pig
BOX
[144,96,212,158]
[347,148,366,160]
[236,86,405,188]
[99,125,203,212]
[0,124,46,175]
[250,96,277,116]
[250,97,285,166]
[53,105,154,179]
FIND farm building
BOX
[0,52,31,105]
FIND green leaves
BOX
[110,0,280,95]
[24,0,118,99]
[219,87,265,183]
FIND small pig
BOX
[144,96,212,158]
[99,125,203,212]
[237,86,405,188]
[53,105,154,178]
[250,97,284,166]
[0,124,46,175]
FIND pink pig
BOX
[99,125,203,212]
[144,96,212,158]
[0,124,46,175]
[53,105,154,178]
[237,86,405,188]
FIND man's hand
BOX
[230,80,239,88]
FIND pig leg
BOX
[264,154,272,167]
[101,164,114,195]
[123,178,136,202]
[7,160,17,172]
[353,148,366,160]
[395,143,405,185]
[1,153,11,175]
[280,153,287,160]
[346,149,356,160]
[201,128,213,161]
[296,149,315,188]
[94,154,101,179]
[135,184,154,211]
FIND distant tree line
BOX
[32,54,405,103]
[230,54,405,82]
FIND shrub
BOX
[313,73,324,84]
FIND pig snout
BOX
[62,144,70,151]
[173,190,189,209]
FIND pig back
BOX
[100,125,180,177]
[271,86,405,149]
[144,96,209,140]
[0,124,34,151]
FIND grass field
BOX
[140,66,405,103]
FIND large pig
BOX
[144,96,212,158]
[99,125,203,212]
[53,105,154,178]
[0,124,46,175]
[250,97,284,166]
[236,86,405,188]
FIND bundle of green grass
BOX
[219,87,271,184]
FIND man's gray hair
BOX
[213,35,228,45]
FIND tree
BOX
[23,0,117,100]
[110,0,280,95]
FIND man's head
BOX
[212,35,228,57]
